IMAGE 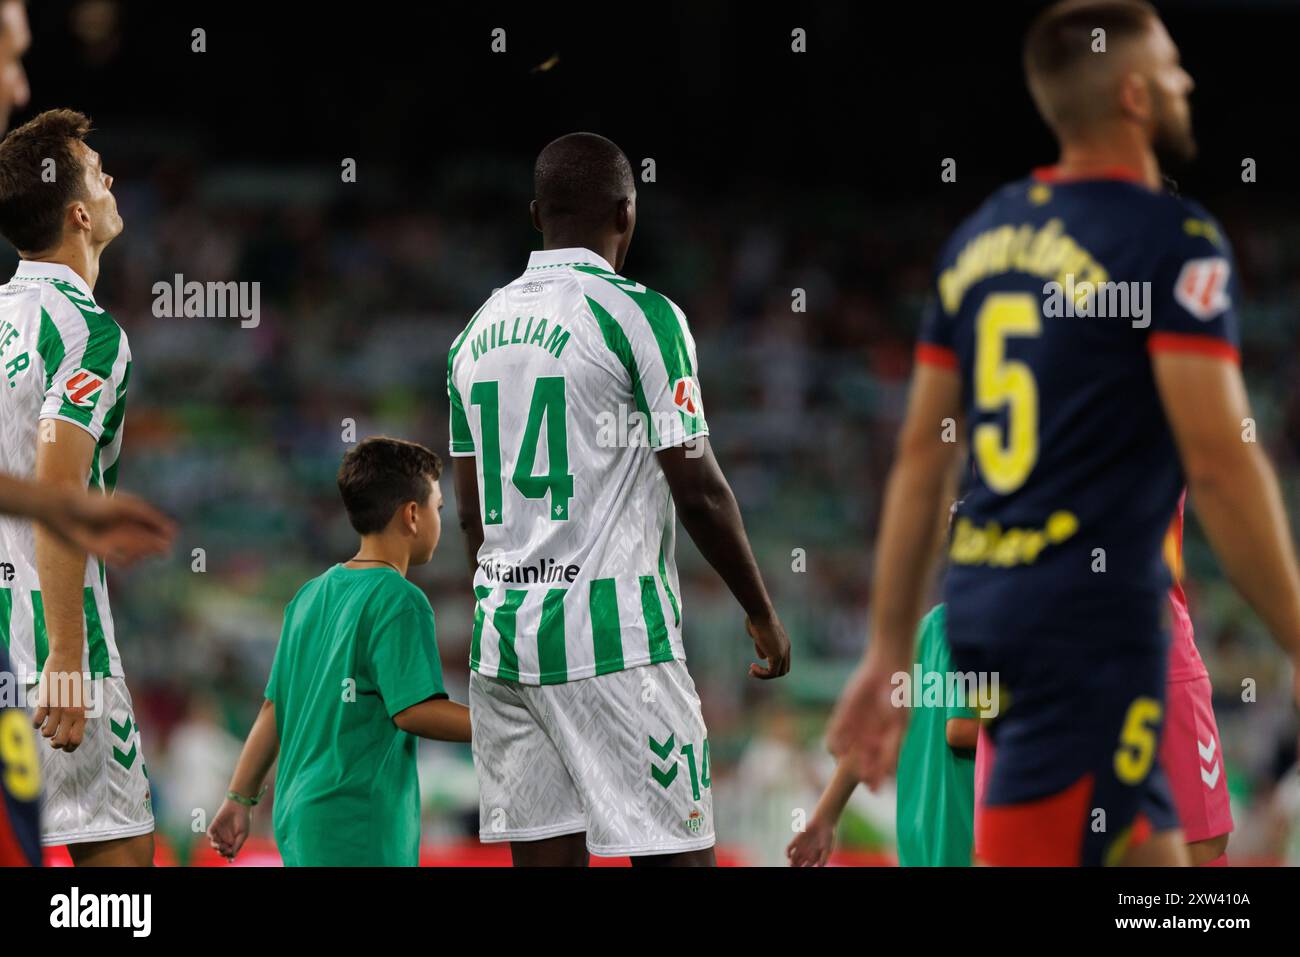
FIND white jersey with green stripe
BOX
[448,247,707,684]
[0,261,132,681]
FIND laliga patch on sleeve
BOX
[672,377,701,417]
[63,370,105,407]
[1174,256,1231,321]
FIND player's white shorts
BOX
[37,676,154,847]
[470,660,715,857]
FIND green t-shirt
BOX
[895,603,976,866]
[265,565,447,866]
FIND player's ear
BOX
[69,201,91,234]
[529,200,542,234]
[615,196,633,234]
[1118,72,1152,125]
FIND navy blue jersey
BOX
[0,645,41,865]
[919,167,1240,650]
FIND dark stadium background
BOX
[14,0,1300,864]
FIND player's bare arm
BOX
[827,362,962,786]
[1153,352,1300,670]
[31,420,101,753]
[655,439,790,679]
[452,456,484,582]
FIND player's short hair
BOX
[0,109,92,253]
[337,437,442,536]
[534,132,634,232]
[1024,0,1159,136]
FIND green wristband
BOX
[227,787,266,807]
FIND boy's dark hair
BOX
[337,437,442,535]
[0,109,93,253]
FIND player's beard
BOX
[1152,89,1197,168]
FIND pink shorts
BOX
[1160,675,1233,844]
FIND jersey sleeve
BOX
[1145,207,1241,363]
[448,359,474,457]
[584,281,709,451]
[36,302,130,442]
[367,584,448,718]
[642,296,708,450]
[264,616,288,703]
[915,257,960,372]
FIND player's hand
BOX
[746,613,791,679]
[32,657,87,752]
[208,798,253,862]
[826,649,909,790]
[786,815,835,867]
[41,489,176,566]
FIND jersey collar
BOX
[13,260,98,304]
[1031,164,1145,184]
[526,247,615,273]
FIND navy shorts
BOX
[950,625,1178,866]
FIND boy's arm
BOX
[945,718,979,750]
[209,699,280,861]
[810,757,861,826]
[393,696,472,742]
[655,440,790,679]
[787,757,859,867]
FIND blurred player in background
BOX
[450,132,790,866]
[829,0,1300,866]
[0,109,158,866]
[0,0,29,133]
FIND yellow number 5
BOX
[1113,697,1162,785]
[0,708,41,802]
[974,293,1041,494]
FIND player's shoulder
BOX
[572,265,689,328]
[933,178,1037,263]
[19,275,122,338]
[1144,190,1233,258]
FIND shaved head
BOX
[531,132,637,270]
[534,132,634,233]
[1025,0,1158,135]
[1024,0,1195,162]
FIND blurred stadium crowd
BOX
[10,141,1298,865]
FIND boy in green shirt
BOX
[209,437,471,866]
[788,604,978,866]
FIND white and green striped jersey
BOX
[0,261,132,681]
[448,247,708,684]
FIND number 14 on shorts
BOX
[649,734,710,800]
